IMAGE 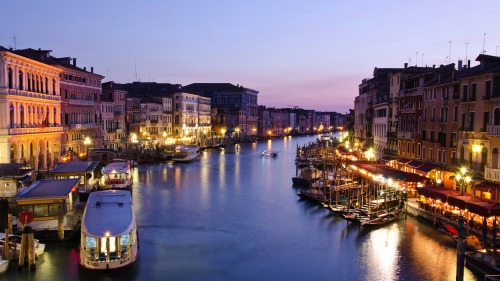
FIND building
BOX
[0,47,64,169]
[101,82,126,149]
[182,83,259,136]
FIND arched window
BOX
[19,70,23,90]
[53,108,57,126]
[8,67,13,89]
[45,77,49,94]
[493,148,499,169]
[9,103,14,128]
[432,107,436,121]
[482,147,488,169]
[495,108,500,126]
[20,105,25,128]
[454,106,459,122]
[444,107,449,122]
[460,145,465,161]
[52,79,56,95]
[27,73,31,91]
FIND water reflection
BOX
[3,134,482,281]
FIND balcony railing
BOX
[68,99,96,106]
[9,126,63,135]
[6,88,61,101]
[70,123,100,129]
[485,167,500,181]
[487,125,500,136]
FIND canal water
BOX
[6,135,481,281]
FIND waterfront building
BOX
[101,82,126,150]
[182,83,259,136]
[156,96,173,144]
[172,92,211,142]
[139,100,163,144]
[6,49,104,161]
[197,95,212,142]
[125,97,142,139]
[0,47,63,169]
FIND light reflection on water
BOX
[3,134,481,281]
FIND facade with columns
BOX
[0,47,63,169]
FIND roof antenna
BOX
[135,61,138,82]
[483,33,487,54]
[465,42,469,63]
[13,35,18,50]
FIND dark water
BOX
[6,135,480,281]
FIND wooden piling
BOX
[28,232,36,270]
[3,228,8,261]
[17,231,27,270]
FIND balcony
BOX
[5,88,61,101]
[398,132,415,139]
[9,126,63,135]
[399,88,423,96]
[485,167,500,181]
[487,125,500,136]
[70,123,99,129]
[68,99,96,106]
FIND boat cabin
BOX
[14,178,81,240]
[46,161,101,201]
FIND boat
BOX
[360,210,401,227]
[100,162,133,190]
[465,249,500,277]
[172,145,201,162]
[111,158,138,167]
[261,150,278,157]
[0,259,8,274]
[0,232,45,258]
[80,190,139,270]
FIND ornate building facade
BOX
[0,47,63,169]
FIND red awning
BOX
[406,160,424,169]
[475,181,500,192]
[416,163,438,173]
[417,186,463,202]
[467,200,500,217]
[397,158,412,164]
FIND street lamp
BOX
[455,167,471,195]
[84,137,91,159]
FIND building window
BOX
[8,67,13,89]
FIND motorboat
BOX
[80,190,139,270]
[262,150,278,157]
[0,259,7,274]
[172,145,201,162]
[0,232,45,258]
[100,162,133,190]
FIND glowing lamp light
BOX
[472,144,481,153]
[105,231,110,237]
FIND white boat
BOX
[111,158,138,167]
[0,233,45,258]
[80,190,139,270]
[100,162,133,189]
[262,150,278,157]
[172,145,201,162]
[0,259,7,274]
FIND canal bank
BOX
[1,135,482,281]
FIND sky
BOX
[1,1,500,113]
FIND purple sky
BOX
[2,1,499,113]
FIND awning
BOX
[447,195,482,210]
[467,200,500,217]
[416,163,439,173]
[417,186,463,202]
[397,158,412,164]
[406,160,424,169]
[380,156,397,162]
[475,181,500,192]
[402,173,428,182]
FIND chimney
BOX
[73,58,76,66]
[433,64,436,68]
[467,60,470,68]
[91,67,94,73]
[458,60,463,71]
[404,63,408,68]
